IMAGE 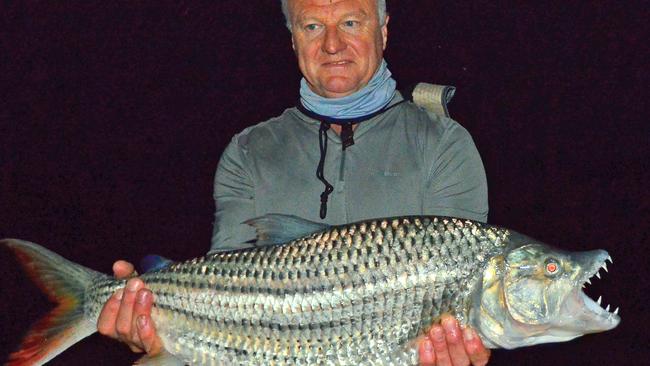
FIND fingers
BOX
[113,260,137,279]
[115,278,144,349]
[97,288,124,338]
[98,260,138,341]
[429,324,453,366]
[98,266,162,356]
[441,314,470,366]
[134,289,163,355]
[462,327,491,366]
[418,337,436,366]
[418,314,491,366]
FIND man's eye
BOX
[342,20,359,28]
[305,24,320,31]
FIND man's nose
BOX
[322,26,346,54]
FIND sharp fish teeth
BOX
[602,263,608,272]
[614,307,619,315]
[597,296,602,305]
[607,255,613,264]
[586,278,591,285]
[605,304,610,312]
[596,271,601,279]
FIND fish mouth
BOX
[562,250,620,332]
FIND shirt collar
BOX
[291,91,406,144]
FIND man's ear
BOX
[381,15,389,50]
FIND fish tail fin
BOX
[2,239,104,366]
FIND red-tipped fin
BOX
[2,239,104,365]
[5,320,96,366]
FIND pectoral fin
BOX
[140,254,174,273]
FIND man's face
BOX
[288,0,388,98]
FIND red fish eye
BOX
[546,263,558,273]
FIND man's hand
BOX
[97,260,163,355]
[418,314,491,366]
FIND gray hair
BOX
[281,0,387,31]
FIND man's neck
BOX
[330,124,358,135]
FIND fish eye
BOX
[545,258,561,276]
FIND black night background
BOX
[0,1,647,365]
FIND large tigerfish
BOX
[2,215,620,365]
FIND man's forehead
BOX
[290,0,376,18]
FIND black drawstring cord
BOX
[298,99,407,220]
[316,121,334,219]
[340,123,354,150]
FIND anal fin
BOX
[134,350,185,366]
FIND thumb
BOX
[113,260,138,279]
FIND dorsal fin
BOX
[139,254,173,273]
[244,214,329,246]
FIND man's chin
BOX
[319,80,364,99]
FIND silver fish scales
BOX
[2,215,620,365]
[85,216,497,365]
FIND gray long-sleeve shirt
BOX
[211,93,488,252]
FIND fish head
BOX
[473,235,620,349]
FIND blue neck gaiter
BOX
[299,59,397,120]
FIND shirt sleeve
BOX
[423,119,489,222]
[210,135,257,252]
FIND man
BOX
[98,1,491,365]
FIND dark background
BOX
[1,1,648,365]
